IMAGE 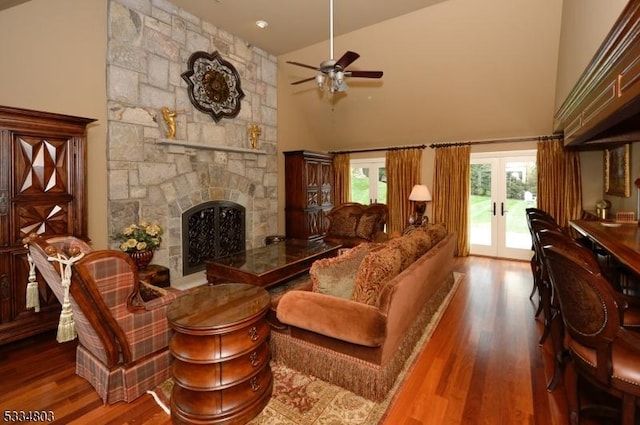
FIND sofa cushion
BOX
[355,211,380,240]
[329,213,359,237]
[352,245,403,306]
[311,242,382,299]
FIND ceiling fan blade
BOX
[287,61,320,71]
[334,51,360,70]
[347,70,384,79]
[291,76,317,85]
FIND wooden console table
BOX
[167,283,272,425]
[205,239,341,287]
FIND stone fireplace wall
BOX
[106,0,278,281]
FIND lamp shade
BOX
[409,184,432,202]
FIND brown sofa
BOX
[271,223,456,400]
[323,202,388,247]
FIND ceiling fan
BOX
[287,0,383,93]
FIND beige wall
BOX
[277,0,562,232]
[0,0,109,248]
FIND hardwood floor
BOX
[0,256,572,424]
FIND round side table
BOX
[167,283,272,425]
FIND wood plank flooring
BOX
[0,256,573,424]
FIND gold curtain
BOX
[386,149,422,236]
[432,145,470,256]
[332,153,351,205]
[537,139,582,228]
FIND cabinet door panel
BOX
[13,201,71,244]
[13,135,70,197]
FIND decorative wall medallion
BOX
[182,51,245,122]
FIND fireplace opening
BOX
[182,201,245,276]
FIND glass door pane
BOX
[350,159,386,204]
[502,157,537,252]
[470,159,497,256]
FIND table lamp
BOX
[409,184,432,225]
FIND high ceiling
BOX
[0,0,446,55]
[169,0,448,55]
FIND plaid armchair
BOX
[24,234,183,404]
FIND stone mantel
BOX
[157,138,268,155]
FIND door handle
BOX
[501,202,507,216]
[492,202,496,216]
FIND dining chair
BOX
[542,245,640,424]
[525,208,564,317]
[535,228,600,391]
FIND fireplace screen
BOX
[182,201,245,275]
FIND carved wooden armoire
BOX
[0,105,95,344]
[284,150,334,241]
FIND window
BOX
[350,159,386,204]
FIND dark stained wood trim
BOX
[555,0,640,146]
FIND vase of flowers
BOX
[113,221,163,270]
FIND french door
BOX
[469,151,536,260]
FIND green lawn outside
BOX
[470,195,531,233]
[351,176,387,204]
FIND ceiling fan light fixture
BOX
[286,0,383,97]
[255,20,268,29]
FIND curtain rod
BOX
[429,134,563,149]
[329,144,426,155]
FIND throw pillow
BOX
[310,242,382,299]
[329,214,358,237]
[386,235,421,270]
[355,212,380,240]
[352,245,403,306]
[405,228,433,259]
[425,222,448,244]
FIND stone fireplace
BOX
[106,0,278,283]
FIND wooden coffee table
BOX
[167,283,272,425]
[205,239,341,288]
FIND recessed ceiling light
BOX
[256,20,268,29]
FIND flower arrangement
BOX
[113,221,163,253]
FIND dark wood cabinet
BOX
[555,0,640,146]
[284,150,334,241]
[0,105,95,345]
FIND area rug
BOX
[148,272,463,425]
